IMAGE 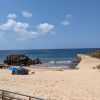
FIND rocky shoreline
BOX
[0,54,81,69]
[4,54,42,66]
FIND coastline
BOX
[0,48,99,63]
[0,55,100,99]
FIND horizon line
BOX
[0,48,100,51]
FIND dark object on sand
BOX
[96,65,100,69]
[4,54,42,66]
[0,64,5,69]
[31,71,35,74]
[0,64,10,69]
[11,67,29,75]
[89,50,100,59]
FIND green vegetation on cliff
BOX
[89,50,100,59]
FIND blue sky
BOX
[0,0,100,50]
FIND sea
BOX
[0,48,100,67]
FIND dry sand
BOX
[0,55,100,100]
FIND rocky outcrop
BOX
[4,54,41,66]
[89,50,100,59]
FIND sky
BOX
[0,0,100,50]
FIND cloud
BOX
[17,23,54,41]
[0,19,29,32]
[36,23,54,34]
[0,19,16,30]
[16,23,55,40]
[22,11,33,18]
[61,20,70,26]
[7,13,17,19]
[66,14,72,18]
[60,14,72,27]
[0,11,55,41]
[14,22,29,32]
[0,19,34,40]
[17,31,38,41]
[0,19,55,41]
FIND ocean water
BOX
[0,48,100,63]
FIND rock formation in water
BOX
[4,54,41,66]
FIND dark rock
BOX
[4,54,41,66]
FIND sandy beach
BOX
[0,55,100,100]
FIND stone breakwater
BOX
[77,54,100,69]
